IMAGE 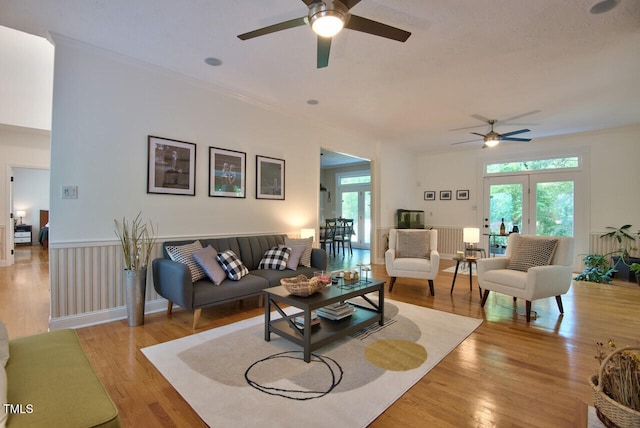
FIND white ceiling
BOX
[1,0,639,154]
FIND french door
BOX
[338,186,371,249]
[483,172,577,252]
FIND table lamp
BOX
[463,227,480,257]
[16,210,26,225]
[300,228,316,242]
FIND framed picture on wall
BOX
[256,155,285,200]
[440,190,452,200]
[147,135,196,196]
[456,189,469,200]
[424,191,436,201]
[209,147,246,198]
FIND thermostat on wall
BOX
[60,185,78,199]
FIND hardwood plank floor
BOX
[2,247,639,427]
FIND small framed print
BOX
[424,191,436,201]
[147,135,196,196]
[256,155,285,200]
[456,189,469,200]
[209,147,246,198]
[440,190,452,200]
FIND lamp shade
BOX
[16,210,26,218]
[463,227,480,244]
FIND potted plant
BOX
[114,212,157,326]
[590,340,640,426]
[630,262,640,287]
[574,252,618,284]
[600,225,640,282]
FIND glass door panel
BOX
[484,175,528,256]
[340,191,359,243]
[339,186,370,249]
[531,175,575,237]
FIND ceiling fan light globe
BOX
[484,137,500,147]
[311,14,344,37]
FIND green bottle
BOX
[500,218,506,235]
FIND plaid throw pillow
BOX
[216,250,249,281]
[166,241,207,283]
[258,246,291,270]
[507,237,559,272]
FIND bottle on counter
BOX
[500,218,506,235]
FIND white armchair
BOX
[477,233,574,322]
[385,229,440,295]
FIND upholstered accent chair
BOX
[385,228,440,295]
[477,233,574,322]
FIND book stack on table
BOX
[316,302,355,320]
[294,311,321,329]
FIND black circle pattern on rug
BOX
[245,351,343,400]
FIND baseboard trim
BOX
[49,298,167,330]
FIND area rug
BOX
[142,298,482,427]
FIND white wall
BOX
[0,26,54,130]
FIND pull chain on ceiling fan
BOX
[237,0,411,68]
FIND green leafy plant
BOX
[114,212,157,270]
[574,253,618,283]
[600,224,638,259]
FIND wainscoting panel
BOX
[50,242,162,319]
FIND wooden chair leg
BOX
[480,289,490,307]
[526,301,532,322]
[389,276,397,292]
[167,301,173,317]
[555,295,564,314]
[192,309,202,330]
[428,279,435,296]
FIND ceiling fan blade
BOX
[317,36,332,68]
[340,0,363,9]
[344,15,411,42]
[451,139,481,145]
[238,16,307,40]
[471,114,492,123]
[470,132,486,137]
[500,129,530,137]
[500,137,532,142]
[500,110,541,124]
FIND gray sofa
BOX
[152,234,327,328]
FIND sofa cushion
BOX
[396,230,430,258]
[258,246,290,270]
[280,244,306,270]
[192,245,226,285]
[166,241,207,282]
[507,237,559,272]
[216,250,249,281]
[284,237,313,267]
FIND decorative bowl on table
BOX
[281,274,330,297]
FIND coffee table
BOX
[264,278,385,363]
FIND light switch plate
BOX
[61,185,78,199]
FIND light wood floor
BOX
[2,247,640,427]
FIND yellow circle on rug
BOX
[364,339,427,371]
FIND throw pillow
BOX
[396,230,430,258]
[0,320,8,428]
[507,237,559,272]
[216,250,249,281]
[166,241,207,283]
[192,245,226,285]
[284,237,313,267]
[258,246,291,270]
[280,244,306,270]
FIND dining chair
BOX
[319,219,337,256]
[334,218,354,256]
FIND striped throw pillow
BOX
[507,237,559,272]
[166,241,207,282]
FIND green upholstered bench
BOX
[5,329,120,427]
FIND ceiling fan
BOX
[237,0,411,68]
[452,119,532,148]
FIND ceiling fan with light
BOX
[237,0,411,68]
[452,119,532,149]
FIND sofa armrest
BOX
[384,249,396,271]
[527,264,573,300]
[476,257,510,277]
[310,248,328,270]
[152,258,194,310]
[429,249,440,272]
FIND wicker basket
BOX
[590,346,640,428]
[280,274,329,297]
